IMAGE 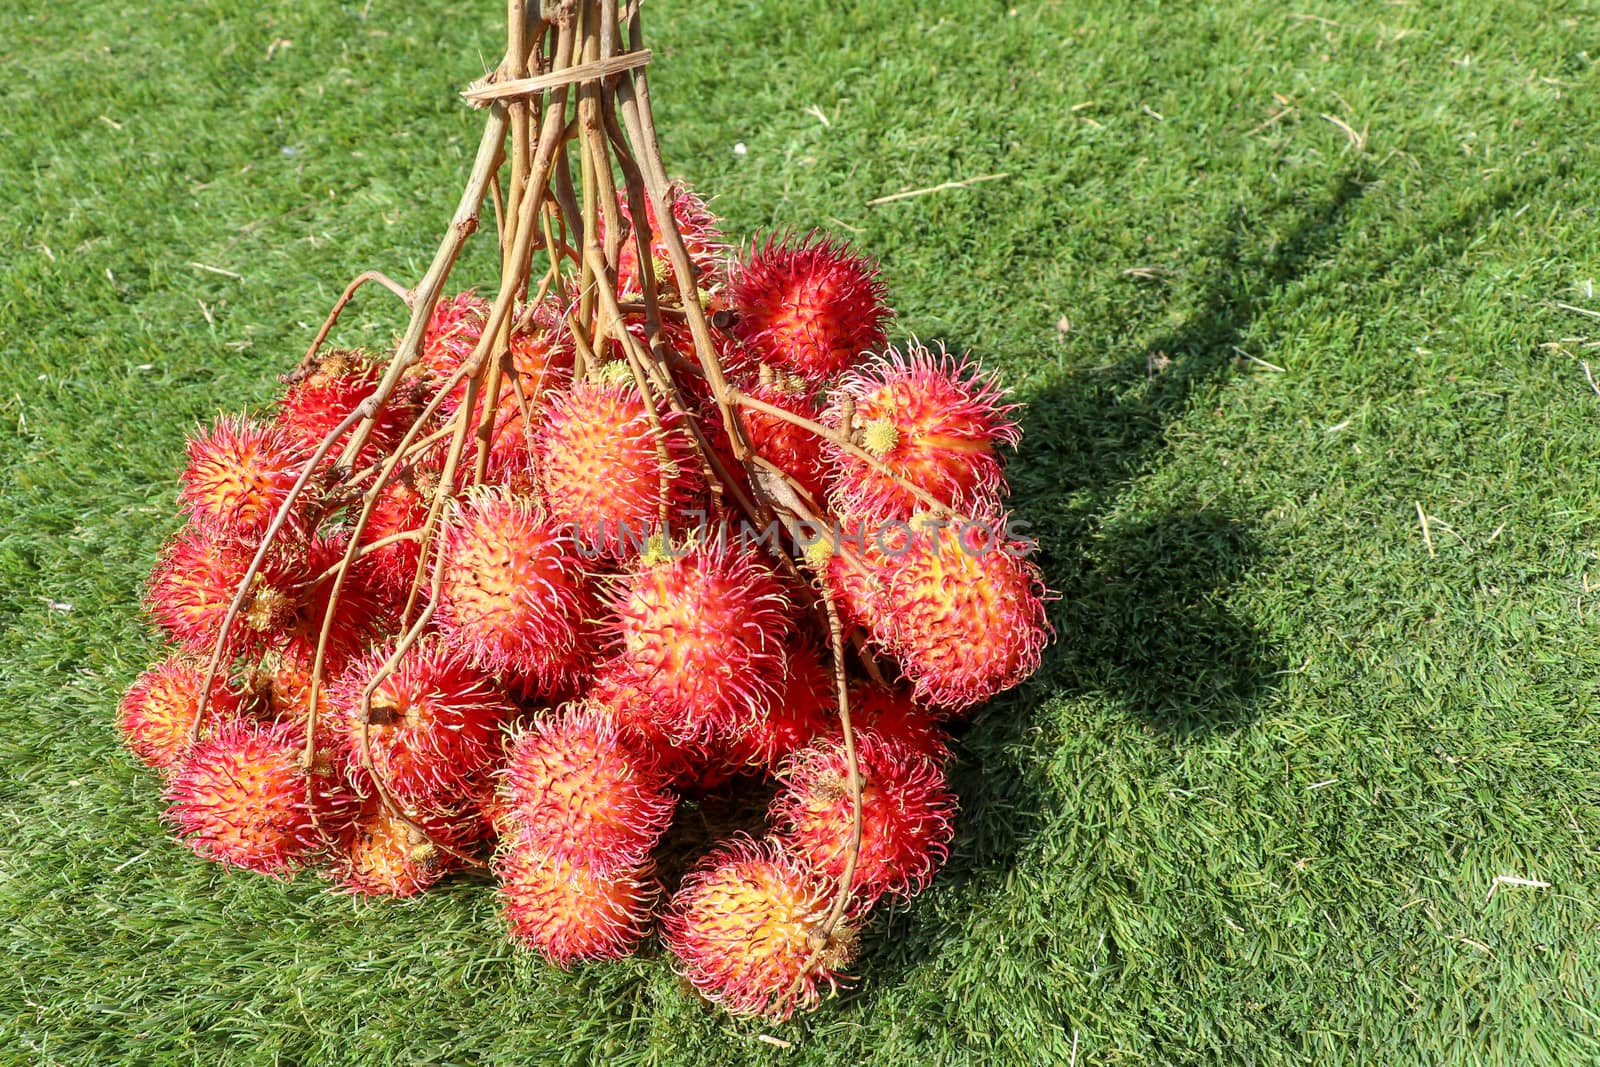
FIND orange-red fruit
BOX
[731,233,889,380]
[613,182,728,297]
[827,343,1020,521]
[356,463,437,608]
[145,528,290,657]
[662,836,857,1018]
[178,416,308,537]
[729,640,835,772]
[737,380,829,504]
[500,703,676,872]
[332,799,480,897]
[328,640,513,805]
[275,350,413,466]
[538,380,702,557]
[419,291,490,388]
[435,490,597,694]
[497,830,655,967]
[877,518,1052,711]
[771,729,956,907]
[844,683,951,764]
[118,653,244,770]
[165,719,353,876]
[609,538,793,742]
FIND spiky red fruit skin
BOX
[499,703,676,872]
[613,182,728,298]
[165,719,354,876]
[145,526,390,663]
[434,490,598,695]
[331,799,481,897]
[842,683,951,764]
[145,527,285,658]
[826,343,1021,521]
[731,233,890,380]
[662,836,857,1019]
[328,640,513,806]
[537,380,703,558]
[357,463,443,610]
[178,416,309,538]
[119,653,244,771]
[876,519,1052,711]
[590,666,701,785]
[737,381,829,504]
[728,640,835,772]
[419,291,490,388]
[771,729,956,907]
[275,350,414,467]
[496,830,655,967]
[609,539,794,742]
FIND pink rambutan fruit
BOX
[419,291,490,387]
[356,463,439,609]
[499,703,676,872]
[590,665,703,785]
[328,639,514,806]
[118,652,244,771]
[608,536,793,742]
[279,531,397,664]
[727,640,836,773]
[275,348,416,468]
[842,682,951,765]
[662,836,858,1018]
[817,518,900,636]
[496,829,656,967]
[145,527,300,658]
[875,516,1052,712]
[613,182,729,298]
[770,729,956,907]
[331,798,482,897]
[537,379,703,557]
[730,233,890,380]
[165,718,354,876]
[434,489,598,695]
[178,415,309,538]
[826,343,1021,521]
[737,378,829,504]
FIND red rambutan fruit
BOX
[275,349,415,468]
[537,379,703,557]
[876,517,1052,711]
[497,830,656,966]
[842,682,951,765]
[826,343,1021,521]
[434,489,598,695]
[328,639,513,806]
[178,415,309,538]
[590,664,702,785]
[731,233,890,381]
[608,537,793,742]
[727,640,835,773]
[279,531,397,665]
[356,463,439,609]
[331,798,481,897]
[145,527,300,658]
[770,729,956,907]
[118,652,244,770]
[419,291,490,387]
[499,703,676,872]
[613,182,728,298]
[662,836,858,1018]
[737,378,830,504]
[164,718,354,876]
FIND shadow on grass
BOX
[850,173,1369,994]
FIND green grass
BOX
[3,0,1600,1062]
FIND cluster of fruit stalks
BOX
[117,0,1053,1020]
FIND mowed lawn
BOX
[2,0,1598,1062]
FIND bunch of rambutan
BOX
[118,6,1052,1020]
